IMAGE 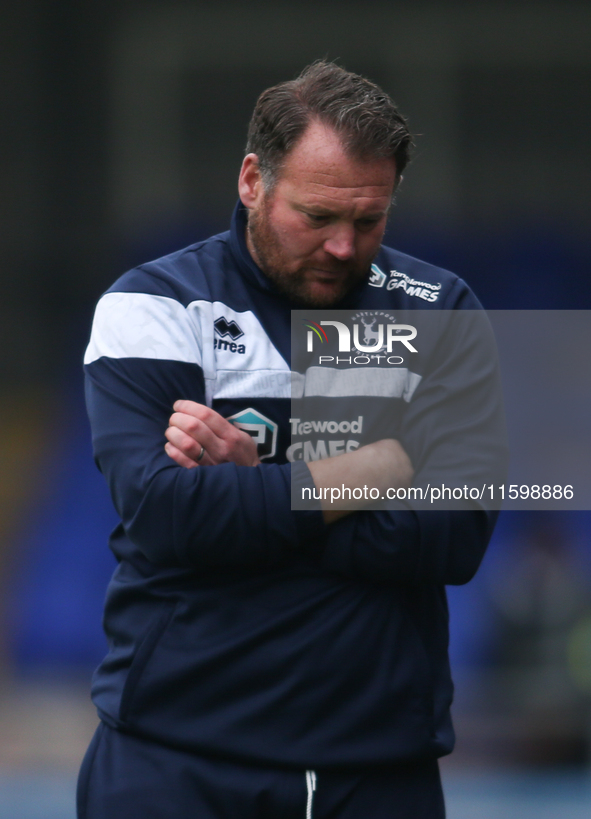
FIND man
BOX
[80,61,502,818]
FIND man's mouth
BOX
[308,267,349,279]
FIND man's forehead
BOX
[284,181,394,214]
[276,121,397,194]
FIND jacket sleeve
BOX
[318,281,507,587]
[84,290,322,569]
[319,507,498,587]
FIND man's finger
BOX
[165,424,216,464]
[168,405,260,467]
[164,441,199,469]
[172,399,204,416]
[168,411,248,464]
[172,401,237,440]
[168,413,222,453]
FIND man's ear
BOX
[238,154,264,208]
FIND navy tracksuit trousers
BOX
[77,722,446,818]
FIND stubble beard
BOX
[246,198,369,308]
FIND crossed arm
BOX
[165,399,414,523]
[85,363,495,583]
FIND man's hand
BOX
[165,400,261,468]
[307,438,413,524]
[165,401,413,526]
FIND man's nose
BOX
[323,224,356,260]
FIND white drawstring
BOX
[305,770,317,819]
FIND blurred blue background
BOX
[1,1,590,816]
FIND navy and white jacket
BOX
[84,202,503,769]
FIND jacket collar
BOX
[229,200,281,295]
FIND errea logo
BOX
[214,317,243,339]
[214,316,246,354]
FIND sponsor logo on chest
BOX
[227,407,278,460]
[286,415,363,462]
[386,270,441,302]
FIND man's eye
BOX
[356,218,380,230]
[306,213,328,224]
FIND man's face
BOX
[239,122,397,307]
